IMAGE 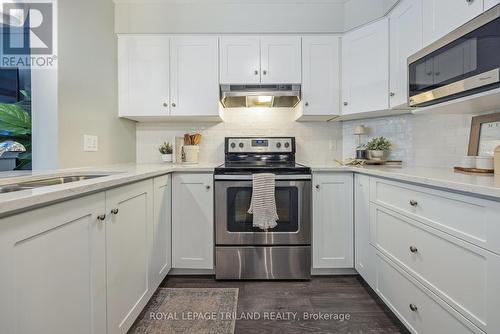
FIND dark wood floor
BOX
[160,275,409,334]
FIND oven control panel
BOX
[226,137,294,153]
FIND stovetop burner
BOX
[215,137,310,175]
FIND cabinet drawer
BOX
[371,205,500,333]
[375,252,484,334]
[370,177,500,254]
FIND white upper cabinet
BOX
[485,0,500,10]
[220,36,261,84]
[260,36,302,84]
[220,36,301,84]
[342,18,389,115]
[118,35,220,120]
[301,36,341,117]
[118,35,170,117]
[389,0,423,109]
[422,0,483,46]
[170,36,219,116]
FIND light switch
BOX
[83,135,98,152]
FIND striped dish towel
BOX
[248,173,279,231]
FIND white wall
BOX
[137,108,343,164]
[58,0,136,168]
[115,1,345,34]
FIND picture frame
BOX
[468,112,500,156]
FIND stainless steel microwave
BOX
[408,5,500,107]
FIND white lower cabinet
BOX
[151,174,172,288]
[354,174,375,287]
[312,173,354,269]
[362,175,500,334]
[0,175,172,334]
[172,173,214,269]
[0,194,107,334]
[376,252,484,334]
[105,180,154,334]
[371,204,500,333]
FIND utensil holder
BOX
[183,145,200,164]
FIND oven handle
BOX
[214,174,312,181]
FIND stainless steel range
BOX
[214,137,312,280]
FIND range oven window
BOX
[409,16,500,100]
[226,186,299,232]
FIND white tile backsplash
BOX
[136,108,343,164]
[342,113,474,168]
[136,108,480,169]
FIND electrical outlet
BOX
[83,135,98,152]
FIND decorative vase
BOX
[368,150,386,161]
[161,154,173,162]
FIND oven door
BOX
[215,176,311,246]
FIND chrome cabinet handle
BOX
[315,184,320,190]
[343,102,348,106]
[390,92,395,97]
[409,246,418,253]
[305,102,309,106]
[206,185,211,190]
[263,70,267,75]
[409,200,418,207]
[254,70,259,75]
[163,102,168,107]
[409,304,418,312]
[97,214,106,221]
[171,103,176,107]
[111,208,119,215]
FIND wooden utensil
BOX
[184,134,191,145]
[193,133,202,145]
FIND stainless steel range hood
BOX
[220,84,301,108]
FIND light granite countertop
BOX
[1,161,500,218]
[0,163,220,217]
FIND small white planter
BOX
[368,150,386,160]
[161,154,173,163]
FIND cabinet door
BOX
[106,180,153,334]
[172,173,214,269]
[354,174,375,287]
[301,36,341,116]
[151,174,172,288]
[118,35,170,117]
[342,18,389,115]
[220,36,261,84]
[389,0,423,109]
[312,173,354,268]
[170,36,219,116]
[0,194,106,334]
[422,0,483,46]
[260,36,302,84]
[485,0,500,11]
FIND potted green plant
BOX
[158,142,173,162]
[366,137,391,160]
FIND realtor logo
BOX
[1,0,56,68]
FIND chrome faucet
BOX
[0,141,26,157]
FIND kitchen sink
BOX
[0,174,111,193]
